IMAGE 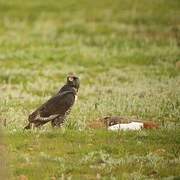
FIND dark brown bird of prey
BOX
[24,74,80,129]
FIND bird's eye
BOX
[68,77,74,81]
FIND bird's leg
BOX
[51,116,65,128]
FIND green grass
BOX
[0,0,180,179]
[6,129,180,179]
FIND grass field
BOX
[0,0,180,179]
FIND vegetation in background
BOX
[0,0,179,179]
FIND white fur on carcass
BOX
[108,122,144,131]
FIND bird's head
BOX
[67,74,80,91]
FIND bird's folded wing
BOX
[37,90,75,111]
[29,90,76,122]
[40,91,75,114]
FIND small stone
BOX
[175,61,180,70]
[154,148,166,155]
[19,175,28,180]
[51,177,56,180]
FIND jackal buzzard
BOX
[24,74,80,129]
